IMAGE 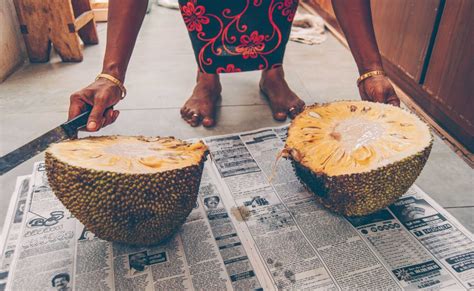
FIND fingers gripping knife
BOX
[0,111,91,175]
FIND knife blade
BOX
[0,110,91,175]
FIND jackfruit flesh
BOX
[46,136,208,245]
[286,101,431,176]
[48,136,207,174]
[285,101,432,216]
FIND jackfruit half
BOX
[285,101,432,216]
[46,136,208,245]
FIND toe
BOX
[289,101,305,119]
[288,106,298,119]
[181,108,191,121]
[273,111,287,121]
[182,110,194,124]
[190,112,201,127]
[288,110,298,119]
[298,99,306,109]
[183,107,192,118]
[184,109,194,119]
[184,116,193,125]
[185,117,198,127]
[202,116,215,127]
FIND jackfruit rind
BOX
[285,101,433,216]
[46,136,208,246]
[292,144,431,216]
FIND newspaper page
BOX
[0,175,31,291]
[204,126,474,290]
[388,185,474,289]
[6,162,264,291]
[6,162,78,290]
[4,125,474,290]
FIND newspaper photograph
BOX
[2,125,473,290]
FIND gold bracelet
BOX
[95,73,127,99]
[357,70,386,87]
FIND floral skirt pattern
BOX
[178,0,299,73]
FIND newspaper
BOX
[2,125,474,290]
[0,176,31,291]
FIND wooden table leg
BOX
[13,0,98,63]
[47,0,83,62]
[13,0,52,62]
[72,0,99,45]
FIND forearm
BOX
[331,0,383,74]
[102,0,148,82]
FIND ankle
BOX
[197,71,219,83]
[261,66,285,79]
[196,76,220,91]
[261,69,286,91]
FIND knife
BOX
[0,110,91,175]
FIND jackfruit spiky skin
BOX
[292,143,432,216]
[285,101,433,216]
[45,145,207,246]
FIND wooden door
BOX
[370,0,440,82]
[302,0,440,82]
[422,0,474,151]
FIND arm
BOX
[69,0,149,131]
[331,0,400,106]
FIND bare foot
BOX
[260,66,305,121]
[180,72,222,127]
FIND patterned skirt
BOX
[178,0,299,74]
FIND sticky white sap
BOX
[333,117,385,152]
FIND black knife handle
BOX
[61,110,91,137]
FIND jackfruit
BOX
[284,101,432,216]
[45,136,208,245]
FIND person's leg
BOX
[180,71,222,127]
[260,66,306,121]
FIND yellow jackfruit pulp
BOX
[48,136,207,173]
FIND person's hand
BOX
[358,75,400,107]
[69,78,122,132]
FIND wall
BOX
[0,0,26,82]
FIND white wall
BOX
[0,0,26,82]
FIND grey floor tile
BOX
[89,105,288,139]
[285,39,361,104]
[416,135,474,207]
[0,112,68,155]
[445,207,474,234]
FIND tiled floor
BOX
[0,6,473,234]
